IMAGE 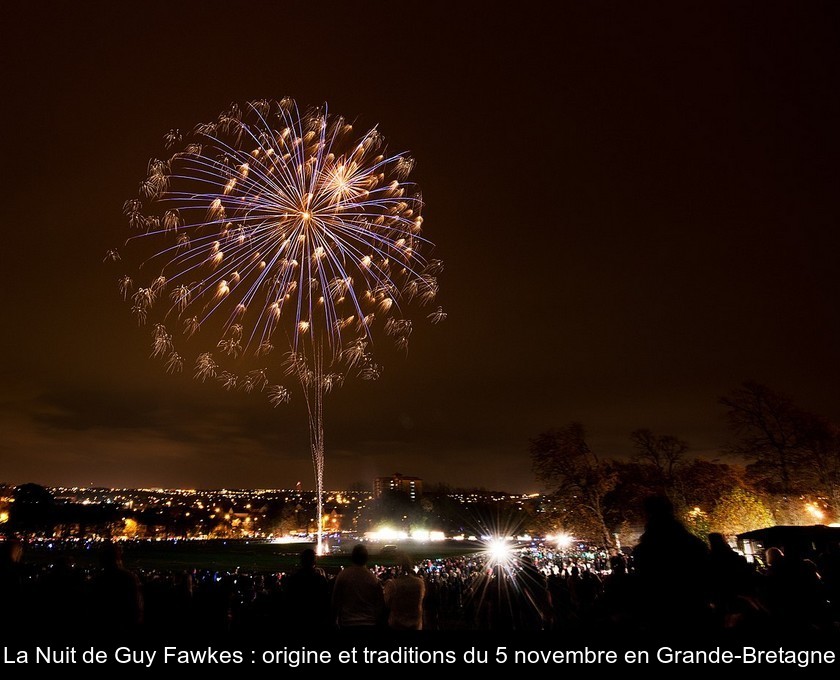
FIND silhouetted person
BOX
[599,551,634,628]
[609,549,627,575]
[332,544,384,629]
[192,570,235,633]
[0,539,25,634]
[707,533,750,613]
[570,567,601,621]
[282,548,331,630]
[761,547,796,622]
[798,559,831,628]
[423,575,442,630]
[548,572,576,630]
[761,547,829,630]
[818,543,840,619]
[93,542,143,634]
[475,565,515,630]
[383,554,425,630]
[42,556,84,634]
[633,495,710,631]
[515,555,553,630]
[171,569,195,629]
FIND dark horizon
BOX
[2,2,839,493]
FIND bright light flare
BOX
[553,533,574,549]
[269,536,311,545]
[483,537,515,569]
[366,526,408,542]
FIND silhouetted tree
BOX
[720,382,806,496]
[794,413,840,516]
[530,423,617,546]
[630,428,688,500]
[678,459,743,511]
[533,493,609,541]
[603,460,660,533]
[271,504,300,535]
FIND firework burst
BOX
[110,98,444,552]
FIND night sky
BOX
[2,2,839,492]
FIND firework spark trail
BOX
[110,98,444,553]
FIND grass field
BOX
[24,539,485,573]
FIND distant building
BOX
[373,473,423,501]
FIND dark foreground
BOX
[3,536,840,637]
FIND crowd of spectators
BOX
[2,496,840,635]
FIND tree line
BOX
[530,381,840,546]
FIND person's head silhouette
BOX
[99,542,124,570]
[351,543,369,566]
[299,548,316,569]
[643,495,675,523]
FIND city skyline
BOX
[2,3,839,492]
